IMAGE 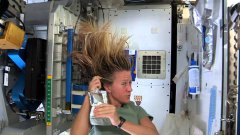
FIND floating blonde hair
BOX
[72,21,131,83]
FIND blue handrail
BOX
[66,28,74,104]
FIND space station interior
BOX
[0,0,239,135]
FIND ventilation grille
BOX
[142,56,161,74]
[137,50,166,79]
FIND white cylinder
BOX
[188,65,200,95]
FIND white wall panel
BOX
[175,3,223,135]
[100,4,172,133]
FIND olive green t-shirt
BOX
[89,101,149,135]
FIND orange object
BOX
[0,22,25,49]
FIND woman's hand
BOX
[89,76,102,92]
[93,103,120,126]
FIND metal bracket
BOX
[65,0,81,16]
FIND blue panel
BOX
[207,86,217,135]
[202,26,206,51]
[66,28,74,103]
[73,84,88,91]
[12,73,26,109]
[131,51,137,81]
[125,50,137,81]
[7,51,26,70]
[72,108,80,114]
[12,73,41,111]
[72,95,85,105]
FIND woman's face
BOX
[106,70,132,105]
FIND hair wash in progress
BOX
[72,21,132,82]
[72,21,132,125]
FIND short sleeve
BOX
[129,101,149,120]
[136,105,149,120]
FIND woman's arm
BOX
[94,104,159,135]
[70,94,91,135]
[71,76,102,135]
[120,116,159,135]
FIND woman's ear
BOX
[103,83,111,93]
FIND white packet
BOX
[88,90,111,125]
